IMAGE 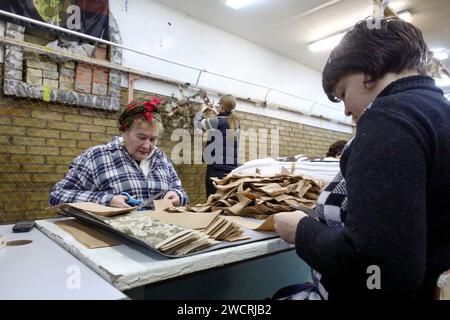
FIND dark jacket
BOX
[296,75,450,299]
[203,112,240,171]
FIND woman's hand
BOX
[201,104,218,115]
[110,195,132,208]
[274,211,308,244]
[163,191,181,206]
[200,104,209,113]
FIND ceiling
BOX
[153,0,450,74]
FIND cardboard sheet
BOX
[222,215,275,232]
[48,202,138,217]
[54,219,121,248]
[153,199,173,211]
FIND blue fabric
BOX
[49,136,189,209]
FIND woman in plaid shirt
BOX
[49,97,189,210]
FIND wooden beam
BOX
[127,74,140,103]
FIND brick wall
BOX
[24,29,108,95]
[238,111,351,160]
[0,82,352,224]
[0,92,121,223]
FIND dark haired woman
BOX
[326,140,347,158]
[275,17,450,299]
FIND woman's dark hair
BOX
[326,140,347,157]
[322,17,429,102]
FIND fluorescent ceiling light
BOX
[431,48,449,61]
[434,51,449,61]
[226,0,258,10]
[308,32,345,53]
[398,10,412,23]
[436,78,450,87]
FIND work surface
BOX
[36,218,295,292]
[0,224,127,300]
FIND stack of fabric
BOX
[50,203,218,256]
[106,212,218,256]
[188,170,325,219]
[231,157,340,185]
[151,200,247,242]
[202,214,247,241]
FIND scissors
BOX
[120,192,142,206]
[120,191,167,210]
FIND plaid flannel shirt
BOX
[49,136,189,210]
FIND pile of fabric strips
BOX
[187,169,325,219]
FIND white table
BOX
[36,218,310,299]
[0,224,128,300]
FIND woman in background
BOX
[322,140,348,161]
[194,95,240,198]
